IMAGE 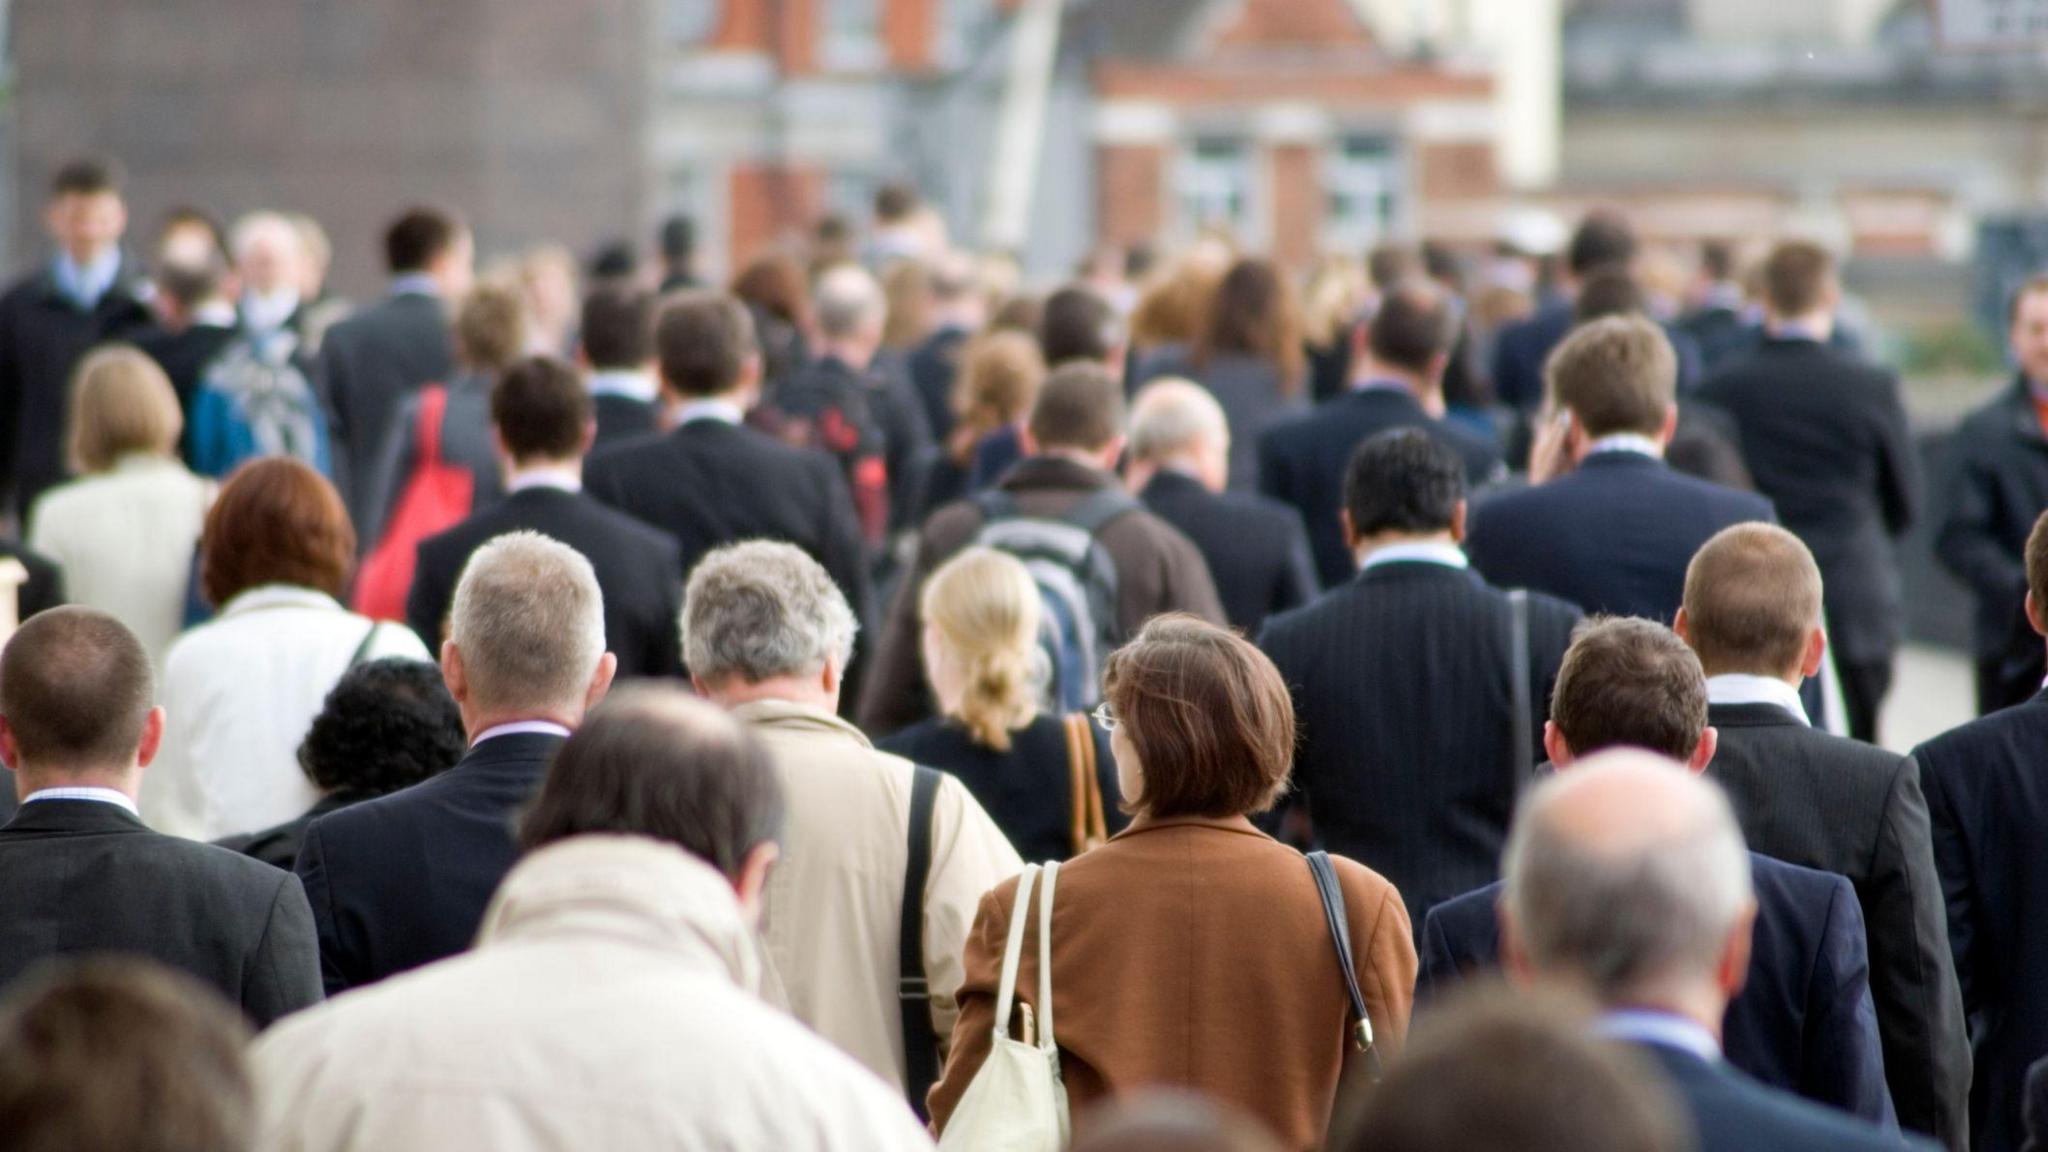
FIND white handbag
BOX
[938,860,1069,1152]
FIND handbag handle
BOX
[1308,851,1383,1082]
[1036,860,1060,1054]
[1065,715,1107,855]
[991,865,1041,1043]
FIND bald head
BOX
[1502,750,1754,1010]
[1130,378,1229,488]
[1680,523,1824,680]
[813,263,885,343]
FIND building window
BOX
[1325,135,1402,248]
[1175,137,1254,243]
[823,0,886,71]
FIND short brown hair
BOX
[50,157,122,200]
[1546,314,1675,439]
[384,206,461,275]
[579,283,653,369]
[1028,361,1125,453]
[654,290,758,398]
[0,958,253,1152]
[2026,508,2048,622]
[492,355,592,463]
[201,458,355,606]
[1367,280,1458,376]
[953,329,1045,437]
[454,280,528,374]
[1550,617,1707,761]
[0,608,154,770]
[1682,523,1823,677]
[1102,614,1293,819]
[2009,274,2048,328]
[66,344,182,473]
[1761,240,1835,318]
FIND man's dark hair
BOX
[580,283,654,370]
[587,239,638,282]
[1366,281,1458,376]
[0,608,153,770]
[50,157,122,200]
[658,214,695,262]
[1344,429,1465,538]
[298,658,464,796]
[1700,240,1736,283]
[874,181,921,223]
[1039,285,1121,367]
[1761,240,1836,318]
[1568,211,1637,278]
[1573,269,1649,325]
[521,686,785,882]
[1550,617,1707,762]
[1028,361,1125,453]
[156,262,224,312]
[654,290,758,397]
[492,356,593,463]
[0,958,254,1152]
[383,206,462,275]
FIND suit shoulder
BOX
[1749,850,1853,903]
[1915,702,2048,773]
[148,832,298,894]
[580,498,683,561]
[1214,489,1310,535]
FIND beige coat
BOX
[735,700,1024,1092]
[250,836,933,1152]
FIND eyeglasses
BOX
[1091,702,1119,732]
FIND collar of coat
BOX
[729,698,874,748]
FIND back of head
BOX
[201,458,355,606]
[1039,285,1120,367]
[1700,240,1736,284]
[0,608,153,778]
[1681,523,1823,678]
[874,181,921,225]
[654,290,758,398]
[813,262,886,342]
[1337,986,1688,1152]
[1545,314,1675,439]
[521,685,784,882]
[455,279,528,375]
[0,958,252,1152]
[68,343,182,474]
[921,547,1044,752]
[1029,361,1126,455]
[659,214,695,263]
[1761,239,1836,319]
[492,355,593,465]
[1572,269,1649,326]
[1367,242,1422,293]
[384,206,461,276]
[1568,211,1638,279]
[1366,280,1457,377]
[954,329,1045,433]
[1345,428,1463,539]
[579,283,654,371]
[1503,751,1753,1006]
[729,254,811,327]
[1551,617,1707,761]
[1129,377,1227,465]
[449,532,606,717]
[1197,258,1304,390]
[683,541,858,689]
[298,658,465,798]
[1069,1092,1285,1152]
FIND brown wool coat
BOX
[927,816,1416,1151]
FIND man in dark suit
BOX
[904,251,982,442]
[1130,378,1317,635]
[1676,523,1969,1148]
[577,282,660,449]
[0,608,321,1026]
[317,206,468,520]
[1259,280,1504,588]
[1467,314,1775,623]
[298,533,616,994]
[131,255,239,437]
[1423,615,1893,1126]
[1679,240,1756,374]
[584,291,874,677]
[1501,751,1935,1152]
[1260,430,1581,926]
[1915,509,2048,1152]
[0,159,154,519]
[407,356,682,678]
[1936,276,2048,716]
[1699,242,1919,743]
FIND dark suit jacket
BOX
[0,799,322,1026]
[1935,377,2048,704]
[1258,562,1581,925]
[1700,339,1921,664]
[214,790,364,873]
[132,321,240,429]
[1710,702,1971,1148]
[295,732,563,994]
[1138,470,1318,635]
[407,485,683,678]
[1916,690,2048,1152]
[1492,298,1706,411]
[1258,388,1505,587]
[1637,1040,1940,1152]
[1466,451,1776,623]
[592,392,658,449]
[1421,856,1894,1127]
[1138,349,1309,490]
[908,325,969,441]
[316,289,455,519]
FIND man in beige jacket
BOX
[686,540,1023,1103]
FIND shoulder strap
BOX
[1036,859,1060,1054]
[1509,590,1533,788]
[415,385,448,468]
[1061,487,1141,536]
[972,488,1018,525]
[1307,850,1382,1083]
[1065,714,1106,855]
[900,765,943,1118]
[990,865,1040,1044]
[346,620,382,670]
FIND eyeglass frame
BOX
[1091,701,1118,732]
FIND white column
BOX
[981,0,1065,252]
[1478,0,1561,191]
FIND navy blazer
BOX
[1138,470,1318,636]
[296,731,563,995]
[1637,1041,1937,1152]
[1420,855,1895,1129]
[1466,451,1776,623]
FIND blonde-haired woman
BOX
[878,546,1124,861]
[28,344,213,668]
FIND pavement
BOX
[1879,644,1978,754]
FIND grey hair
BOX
[1502,754,1752,1004]
[229,211,303,265]
[449,532,606,714]
[813,263,885,340]
[683,541,859,685]
[1129,377,1228,463]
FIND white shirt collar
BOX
[587,369,658,404]
[1585,433,1664,459]
[1597,1010,1722,1063]
[1360,540,1469,573]
[471,720,573,748]
[389,272,441,298]
[240,287,301,334]
[1350,376,1418,397]
[507,466,581,495]
[1707,673,1810,726]
[219,584,348,617]
[192,300,239,328]
[22,786,139,816]
[673,398,744,426]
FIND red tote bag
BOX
[351,385,474,621]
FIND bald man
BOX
[1130,378,1317,634]
[1502,752,1933,1152]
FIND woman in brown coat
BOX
[927,614,1416,1150]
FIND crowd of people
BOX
[4,152,2048,1152]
